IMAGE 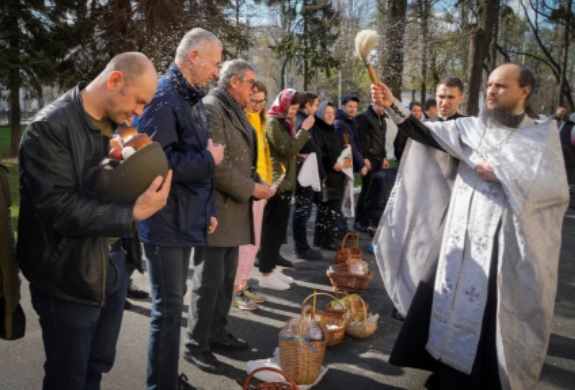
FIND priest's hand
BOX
[475,160,499,183]
[370,81,395,108]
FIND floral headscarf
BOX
[268,88,298,135]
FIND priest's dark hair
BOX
[516,64,538,119]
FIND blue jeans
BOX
[144,245,192,390]
[30,251,128,390]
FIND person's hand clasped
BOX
[364,159,372,171]
[133,170,173,222]
[475,160,499,183]
[252,183,276,200]
[207,138,224,166]
[208,216,218,234]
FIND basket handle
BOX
[347,294,368,317]
[340,232,357,250]
[302,291,347,317]
[243,366,300,390]
[352,233,360,249]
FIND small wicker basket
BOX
[325,293,370,318]
[334,233,363,264]
[302,292,347,347]
[326,263,373,293]
[345,296,378,339]
[242,367,300,390]
[278,306,327,385]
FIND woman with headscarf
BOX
[312,101,347,249]
[258,89,312,290]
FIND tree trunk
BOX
[488,0,500,72]
[464,0,499,116]
[382,0,407,98]
[419,0,430,104]
[303,0,309,91]
[8,8,21,158]
[558,0,572,109]
[9,75,21,158]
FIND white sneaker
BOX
[273,268,295,284]
[259,273,290,290]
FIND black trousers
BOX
[259,189,292,273]
[314,198,343,247]
[355,165,381,225]
[292,184,315,253]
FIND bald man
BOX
[371,63,569,389]
[18,52,172,389]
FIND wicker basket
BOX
[334,233,363,264]
[326,263,373,293]
[242,367,300,390]
[345,296,378,339]
[325,293,370,318]
[278,306,327,385]
[302,292,347,347]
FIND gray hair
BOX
[175,28,222,61]
[217,59,255,88]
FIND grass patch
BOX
[0,125,24,158]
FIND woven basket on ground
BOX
[326,262,373,293]
[325,293,370,318]
[345,296,378,339]
[242,367,300,390]
[278,305,327,385]
[302,292,347,347]
[334,232,363,264]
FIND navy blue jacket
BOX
[136,63,216,247]
[334,109,365,171]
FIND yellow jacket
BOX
[246,111,273,185]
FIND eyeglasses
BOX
[250,99,266,105]
[238,77,256,87]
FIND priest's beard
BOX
[482,106,518,128]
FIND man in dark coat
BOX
[354,103,391,231]
[136,28,223,389]
[334,93,368,235]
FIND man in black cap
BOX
[333,93,368,238]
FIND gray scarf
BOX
[213,87,256,163]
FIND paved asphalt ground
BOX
[1,190,575,390]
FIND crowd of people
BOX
[1,25,572,390]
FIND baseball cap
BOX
[341,93,359,105]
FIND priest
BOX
[371,63,569,389]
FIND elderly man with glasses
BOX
[183,59,275,374]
